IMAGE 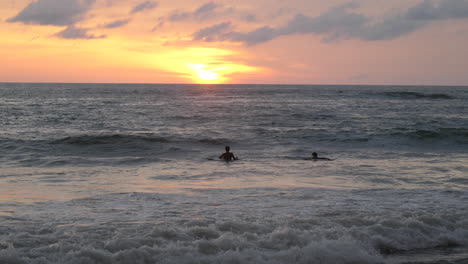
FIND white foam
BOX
[2,188,468,263]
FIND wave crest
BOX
[392,128,468,142]
[51,134,232,147]
[384,92,454,99]
[52,134,171,145]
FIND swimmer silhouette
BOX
[219,146,238,161]
[311,152,333,161]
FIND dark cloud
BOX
[54,26,106,39]
[193,2,219,19]
[193,0,468,45]
[103,18,131,29]
[7,0,95,26]
[277,4,368,36]
[168,2,220,22]
[241,14,257,22]
[224,26,277,45]
[349,73,369,81]
[159,2,254,30]
[355,15,425,42]
[130,1,158,14]
[192,23,275,45]
[151,17,165,32]
[193,21,231,41]
[278,4,425,42]
[406,0,468,20]
[168,11,191,22]
[192,3,369,45]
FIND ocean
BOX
[0,83,467,264]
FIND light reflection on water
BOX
[1,152,466,205]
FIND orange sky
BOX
[1,0,468,85]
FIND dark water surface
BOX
[0,83,467,263]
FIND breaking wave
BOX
[1,189,468,264]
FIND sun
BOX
[197,68,218,81]
[186,63,222,83]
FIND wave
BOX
[1,133,233,156]
[271,126,468,144]
[3,189,468,264]
[290,113,336,120]
[197,137,232,145]
[390,128,468,143]
[51,134,171,145]
[53,128,467,150]
[0,133,234,167]
[383,92,454,99]
[310,127,468,145]
[49,134,233,146]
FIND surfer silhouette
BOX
[311,152,333,161]
[219,146,238,161]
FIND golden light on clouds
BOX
[0,1,262,84]
[146,47,261,84]
[2,0,467,84]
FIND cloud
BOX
[277,4,368,37]
[354,15,425,42]
[406,0,468,20]
[224,26,277,45]
[277,4,424,42]
[349,73,369,81]
[151,17,165,32]
[274,7,294,18]
[54,26,106,39]
[168,11,191,22]
[103,18,131,29]
[241,14,257,23]
[193,2,219,19]
[168,2,220,22]
[130,1,158,14]
[193,0,468,45]
[193,22,231,41]
[158,2,254,30]
[6,0,95,26]
[192,3,369,45]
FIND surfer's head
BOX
[312,152,318,158]
[225,146,230,152]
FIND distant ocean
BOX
[1,83,467,264]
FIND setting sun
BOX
[197,70,218,82]
[185,63,224,83]
[187,64,219,82]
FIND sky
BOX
[1,0,468,85]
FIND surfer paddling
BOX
[311,152,333,161]
[219,146,238,161]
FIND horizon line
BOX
[1,81,467,87]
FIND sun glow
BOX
[187,64,219,82]
[142,47,262,84]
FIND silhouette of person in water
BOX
[311,152,333,161]
[219,146,238,161]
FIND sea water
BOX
[0,83,467,264]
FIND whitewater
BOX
[0,83,467,264]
